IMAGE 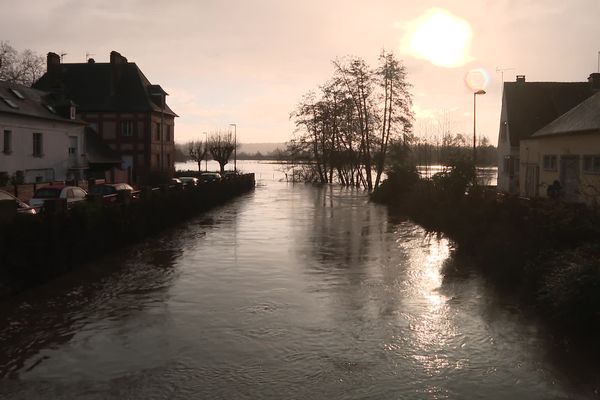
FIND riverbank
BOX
[371,167,600,337]
[0,174,255,298]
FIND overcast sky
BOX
[3,0,600,144]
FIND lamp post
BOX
[229,123,237,172]
[473,89,486,181]
[203,131,208,172]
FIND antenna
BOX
[85,52,95,62]
[496,66,516,83]
[59,52,67,62]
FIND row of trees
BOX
[187,131,238,173]
[288,51,414,191]
[0,41,45,87]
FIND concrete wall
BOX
[520,132,600,205]
[0,114,86,183]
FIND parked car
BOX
[29,185,87,210]
[179,177,199,186]
[0,189,36,214]
[199,172,221,183]
[171,178,183,185]
[88,183,136,204]
[222,171,239,179]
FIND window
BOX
[70,105,76,120]
[167,153,171,167]
[33,133,43,157]
[583,155,600,174]
[9,88,25,100]
[503,156,511,174]
[543,155,557,171]
[166,125,171,142]
[155,123,161,140]
[503,156,518,176]
[155,154,160,167]
[121,120,133,137]
[3,130,11,154]
[1,96,18,109]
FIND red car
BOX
[88,183,136,204]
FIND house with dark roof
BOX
[520,87,600,205]
[34,51,177,184]
[0,80,90,183]
[496,74,598,194]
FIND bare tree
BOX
[208,130,237,174]
[188,140,207,172]
[0,42,44,86]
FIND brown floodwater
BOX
[0,167,597,399]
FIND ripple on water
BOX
[0,178,596,399]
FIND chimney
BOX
[47,52,61,74]
[110,51,128,65]
[588,73,600,90]
[110,51,128,95]
[516,75,526,83]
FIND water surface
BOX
[0,169,595,399]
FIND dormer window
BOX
[44,104,56,113]
[1,96,19,109]
[9,88,25,100]
[70,105,76,120]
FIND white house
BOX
[0,81,88,183]
[496,74,598,194]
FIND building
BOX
[0,80,88,183]
[34,51,178,184]
[496,75,596,194]
[520,89,600,206]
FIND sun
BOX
[402,8,473,68]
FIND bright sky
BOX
[3,0,600,144]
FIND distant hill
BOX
[238,143,285,154]
[175,142,287,162]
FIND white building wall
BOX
[496,93,520,194]
[0,114,86,183]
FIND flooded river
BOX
[0,163,596,399]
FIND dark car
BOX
[199,172,221,183]
[0,190,36,214]
[89,183,135,204]
[179,177,199,186]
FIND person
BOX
[547,180,562,199]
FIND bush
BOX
[370,164,419,204]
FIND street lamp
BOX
[229,123,237,172]
[203,131,208,172]
[473,89,486,178]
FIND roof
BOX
[0,80,85,124]
[530,90,600,138]
[84,127,122,165]
[33,62,178,117]
[503,81,594,144]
